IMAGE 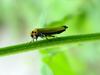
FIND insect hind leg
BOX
[50,35,55,37]
[45,35,48,40]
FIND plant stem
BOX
[0,33,100,56]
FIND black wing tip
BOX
[62,25,68,29]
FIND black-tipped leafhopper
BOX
[31,25,68,41]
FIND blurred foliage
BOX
[0,0,100,75]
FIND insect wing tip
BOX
[62,25,68,29]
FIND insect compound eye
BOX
[32,31,36,33]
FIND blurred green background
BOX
[0,0,100,75]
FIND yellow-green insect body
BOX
[31,26,68,41]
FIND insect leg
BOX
[32,38,34,42]
[40,33,48,40]
[45,37,48,40]
[40,33,45,37]
[50,35,55,37]
[45,35,49,40]
[32,36,36,41]
[47,35,55,38]
[35,36,38,41]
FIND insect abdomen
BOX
[38,26,68,35]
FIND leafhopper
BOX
[31,25,68,41]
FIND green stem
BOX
[0,33,100,56]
